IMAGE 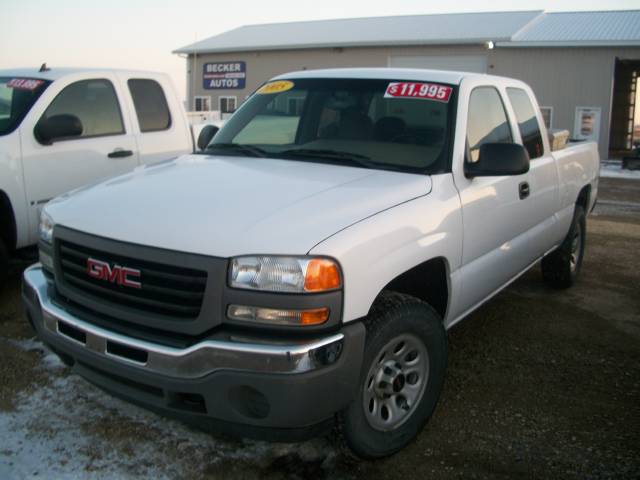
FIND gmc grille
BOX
[57,240,207,319]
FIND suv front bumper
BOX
[22,264,365,441]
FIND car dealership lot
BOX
[1,176,638,479]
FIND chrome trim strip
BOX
[24,265,344,378]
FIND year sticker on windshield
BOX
[6,78,44,91]
[384,82,452,102]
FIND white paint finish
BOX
[0,133,29,247]
[389,55,488,74]
[274,67,467,85]
[46,156,432,258]
[310,174,462,324]
[0,68,193,249]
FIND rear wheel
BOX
[337,292,447,458]
[542,205,586,289]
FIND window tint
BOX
[507,88,544,159]
[466,87,512,162]
[43,79,124,138]
[233,90,306,144]
[128,79,171,132]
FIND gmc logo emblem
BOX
[86,258,142,289]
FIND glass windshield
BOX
[208,78,456,174]
[0,77,50,136]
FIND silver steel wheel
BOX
[362,333,429,432]
[570,226,582,273]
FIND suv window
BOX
[507,88,544,159]
[128,79,171,132]
[466,87,512,162]
[42,79,124,138]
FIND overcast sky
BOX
[2,0,639,102]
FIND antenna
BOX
[39,63,50,72]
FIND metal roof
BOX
[506,10,640,46]
[174,10,640,54]
[173,11,542,54]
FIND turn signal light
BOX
[227,305,329,326]
[304,259,341,292]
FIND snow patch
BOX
[600,160,640,180]
[0,344,335,479]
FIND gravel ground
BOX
[0,177,639,479]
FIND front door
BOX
[452,85,536,317]
[21,75,139,243]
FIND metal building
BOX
[174,10,640,158]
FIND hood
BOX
[46,155,432,257]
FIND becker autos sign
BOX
[203,62,246,89]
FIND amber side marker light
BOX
[304,259,341,292]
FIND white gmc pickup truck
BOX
[23,68,599,458]
[0,67,194,288]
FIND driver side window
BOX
[41,79,124,139]
[466,87,513,162]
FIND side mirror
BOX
[197,125,219,151]
[464,143,530,178]
[35,114,83,145]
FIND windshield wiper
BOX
[277,148,376,169]
[205,143,267,158]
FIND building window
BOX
[540,107,553,130]
[194,96,211,112]
[219,96,237,114]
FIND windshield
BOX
[208,78,456,174]
[0,77,50,136]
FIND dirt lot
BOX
[1,177,639,479]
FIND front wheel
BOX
[541,205,586,289]
[337,292,447,458]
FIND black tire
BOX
[0,237,8,292]
[337,291,447,459]
[541,205,586,289]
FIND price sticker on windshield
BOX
[384,82,452,102]
[7,78,44,91]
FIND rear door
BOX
[505,86,562,254]
[117,73,192,165]
[451,81,537,316]
[20,73,139,243]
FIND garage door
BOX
[389,55,488,73]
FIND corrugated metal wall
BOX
[187,45,640,158]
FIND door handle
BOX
[108,149,134,158]
[519,181,530,200]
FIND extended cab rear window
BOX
[209,78,456,175]
[507,88,544,159]
[0,77,50,136]
[127,79,172,132]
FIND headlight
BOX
[229,256,341,293]
[39,210,55,244]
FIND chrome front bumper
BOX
[22,264,346,378]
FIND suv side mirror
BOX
[35,114,83,145]
[464,143,530,178]
[197,125,219,151]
